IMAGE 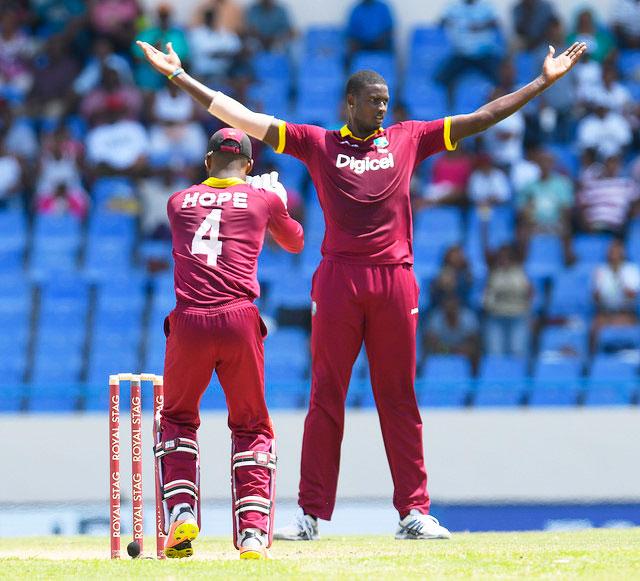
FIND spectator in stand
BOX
[576,93,632,155]
[577,148,640,235]
[0,8,35,100]
[189,7,242,87]
[592,238,640,348]
[424,295,480,372]
[151,81,198,125]
[0,97,37,162]
[88,0,140,53]
[611,0,640,49]
[346,0,395,60]
[245,0,294,53]
[35,125,86,211]
[29,0,87,40]
[430,245,473,308]
[85,96,148,177]
[586,64,639,131]
[73,38,133,98]
[138,170,189,239]
[35,183,89,219]
[80,65,143,125]
[134,3,190,91]
[468,151,511,208]
[148,115,208,171]
[511,144,542,195]
[534,16,577,143]
[567,8,614,64]
[517,149,573,237]
[437,0,503,101]
[512,0,557,52]
[27,36,80,120]
[482,89,526,171]
[0,137,23,210]
[417,145,474,207]
[193,0,245,35]
[481,216,531,357]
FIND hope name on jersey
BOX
[167,177,304,307]
[275,118,456,264]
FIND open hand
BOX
[135,41,181,76]
[542,42,587,85]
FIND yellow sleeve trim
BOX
[444,116,457,151]
[275,121,286,154]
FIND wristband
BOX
[167,67,184,80]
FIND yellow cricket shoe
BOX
[164,505,199,559]
[239,529,269,560]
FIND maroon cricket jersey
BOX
[167,176,304,307]
[275,118,456,264]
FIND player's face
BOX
[350,83,389,133]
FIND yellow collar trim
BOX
[339,125,384,141]
[202,177,245,188]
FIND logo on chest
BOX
[335,152,395,175]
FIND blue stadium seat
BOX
[546,143,580,178]
[200,375,228,410]
[585,355,638,405]
[596,325,640,354]
[90,177,135,207]
[27,383,80,412]
[253,52,291,88]
[538,325,588,361]
[258,247,295,283]
[0,384,23,412]
[351,52,397,91]
[474,356,527,407]
[304,26,345,60]
[619,50,640,80]
[453,74,494,113]
[247,81,289,116]
[418,357,470,407]
[402,81,448,119]
[626,219,640,264]
[529,358,582,406]
[514,51,537,86]
[547,267,593,317]
[31,352,83,385]
[572,234,612,266]
[525,234,563,279]
[268,276,311,311]
[409,26,451,75]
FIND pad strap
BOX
[232,450,276,471]
[235,495,272,515]
[163,479,199,501]
[155,437,199,458]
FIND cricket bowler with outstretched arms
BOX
[138,38,586,540]
[157,127,303,559]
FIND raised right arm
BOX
[136,41,282,149]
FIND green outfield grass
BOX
[1,529,639,579]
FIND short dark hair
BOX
[345,69,387,97]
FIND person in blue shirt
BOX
[346,0,394,60]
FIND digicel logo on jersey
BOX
[336,153,394,175]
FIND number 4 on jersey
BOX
[192,209,223,266]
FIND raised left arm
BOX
[449,43,586,144]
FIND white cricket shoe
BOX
[273,507,319,541]
[239,528,268,559]
[395,509,451,540]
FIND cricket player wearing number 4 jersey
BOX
[137,37,586,541]
[158,127,303,559]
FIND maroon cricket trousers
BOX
[160,301,274,533]
[298,259,430,520]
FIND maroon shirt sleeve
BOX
[276,122,326,160]
[264,190,304,253]
[400,119,455,163]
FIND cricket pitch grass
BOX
[1,529,639,579]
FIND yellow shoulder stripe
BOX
[444,116,457,151]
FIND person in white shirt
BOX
[592,238,640,349]
[611,0,640,49]
[482,106,525,170]
[188,7,241,85]
[85,100,149,173]
[576,95,632,154]
[468,152,511,206]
